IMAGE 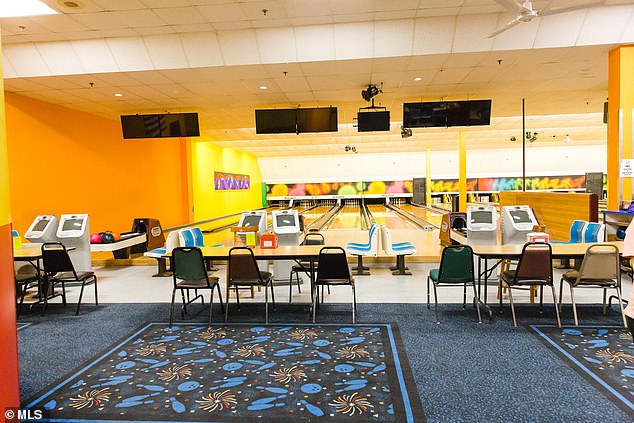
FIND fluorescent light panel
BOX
[0,0,58,18]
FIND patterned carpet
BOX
[23,322,424,422]
[17,322,32,331]
[530,325,634,414]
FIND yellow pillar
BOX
[458,131,467,212]
[607,46,634,210]
[426,146,432,205]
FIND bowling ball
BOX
[90,233,102,243]
[102,233,115,243]
[617,226,627,240]
[111,232,121,241]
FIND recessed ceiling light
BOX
[114,93,124,97]
[58,0,83,9]
[414,77,423,81]
[259,85,268,90]
[0,0,58,17]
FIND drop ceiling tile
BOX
[92,0,146,9]
[412,16,455,55]
[2,43,50,77]
[179,32,224,67]
[452,14,497,53]
[332,0,376,15]
[153,6,208,25]
[36,41,85,75]
[332,13,375,24]
[442,51,488,68]
[70,12,128,30]
[116,9,165,27]
[620,9,634,42]
[491,14,540,51]
[285,91,316,103]
[533,10,587,48]
[272,76,311,92]
[239,0,288,20]
[577,6,631,46]
[213,21,253,30]
[90,28,141,38]
[306,75,340,91]
[374,20,414,58]
[375,10,417,20]
[416,7,461,17]
[285,0,331,18]
[106,37,153,71]
[290,16,333,26]
[1,51,17,77]
[295,25,335,62]
[143,34,189,69]
[334,22,374,60]
[196,3,248,22]
[256,27,297,63]
[140,0,193,8]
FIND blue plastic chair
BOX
[583,222,604,243]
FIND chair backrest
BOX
[302,232,325,246]
[577,244,620,282]
[227,247,262,283]
[583,222,605,243]
[190,227,205,247]
[368,225,379,256]
[41,242,76,276]
[437,245,474,283]
[569,220,588,243]
[165,230,181,253]
[380,225,391,254]
[514,242,552,282]
[179,229,196,247]
[172,247,208,286]
[316,247,351,281]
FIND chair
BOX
[427,245,482,323]
[170,247,224,327]
[289,232,324,302]
[552,220,588,244]
[559,244,626,326]
[15,262,40,316]
[380,225,417,275]
[313,247,356,323]
[345,224,379,275]
[582,222,605,243]
[500,242,560,327]
[225,247,275,324]
[41,242,97,316]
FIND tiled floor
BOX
[46,262,633,312]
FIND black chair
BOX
[15,262,40,317]
[41,242,97,315]
[225,247,275,324]
[289,232,325,302]
[500,242,561,327]
[170,247,224,327]
[312,246,356,323]
[427,245,482,324]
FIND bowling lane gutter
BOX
[387,204,436,229]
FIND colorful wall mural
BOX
[266,175,595,197]
[214,171,251,190]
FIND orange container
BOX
[260,232,278,249]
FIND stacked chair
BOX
[379,224,417,275]
[345,224,379,275]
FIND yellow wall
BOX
[190,141,263,244]
[4,93,187,235]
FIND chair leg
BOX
[224,284,231,323]
[507,286,517,327]
[472,283,482,324]
[551,285,561,328]
[93,277,98,306]
[615,286,627,327]
[180,290,187,317]
[208,289,214,327]
[265,283,269,325]
[432,282,439,324]
[270,281,276,310]
[296,272,302,294]
[289,270,294,303]
[61,281,67,307]
[215,284,225,313]
[75,282,86,316]
[426,276,430,309]
[463,282,467,309]
[570,284,578,326]
[312,284,318,324]
[558,278,564,312]
[602,288,607,315]
[235,285,241,310]
[351,283,356,324]
[169,289,177,327]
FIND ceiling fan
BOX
[487,0,607,38]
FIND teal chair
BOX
[427,245,482,323]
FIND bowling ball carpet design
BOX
[23,323,424,422]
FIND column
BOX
[458,131,467,212]
[426,146,432,205]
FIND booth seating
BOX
[379,225,417,275]
[345,224,379,275]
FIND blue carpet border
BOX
[24,321,425,423]
[17,322,32,331]
[530,324,634,414]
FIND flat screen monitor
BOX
[62,218,85,232]
[357,111,390,132]
[403,100,491,128]
[276,215,296,227]
[297,107,338,133]
[470,211,493,225]
[403,101,447,128]
[120,113,200,138]
[241,215,262,227]
[509,210,533,224]
[255,109,297,134]
[466,100,491,126]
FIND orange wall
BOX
[4,93,188,235]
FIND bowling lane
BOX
[398,204,445,227]
[367,204,416,229]
[327,204,363,229]
[301,205,334,227]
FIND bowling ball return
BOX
[90,232,147,259]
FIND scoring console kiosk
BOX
[25,215,59,244]
[502,205,538,245]
[57,213,91,271]
[466,205,498,246]
[272,209,301,284]
[238,210,268,241]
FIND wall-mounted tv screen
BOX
[255,107,338,134]
[403,100,491,128]
[121,113,200,138]
[255,109,297,134]
[357,111,390,132]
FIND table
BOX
[471,241,624,317]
